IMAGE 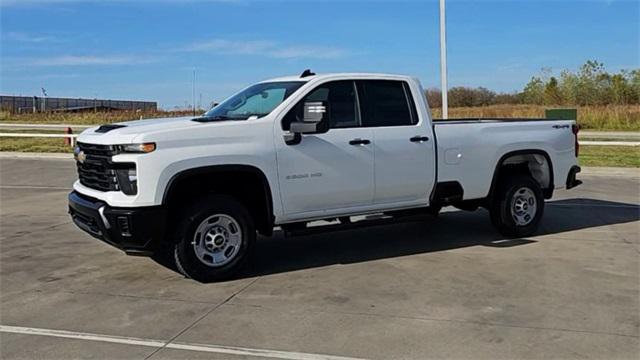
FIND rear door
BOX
[276,80,375,217]
[357,80,436,206]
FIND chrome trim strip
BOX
[98,206,111,229]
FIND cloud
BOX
[183,38,351,59]
[4,32,59,43]
[269,46,348,59]
[28,55,154,66]
[184,39,275,55]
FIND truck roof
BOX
[261,72,415,83]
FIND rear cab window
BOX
[356,80,418,127]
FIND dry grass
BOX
[431,104,640,131]
[2,105,639,131]
[0,110,199,125]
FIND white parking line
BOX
[0,325,365,360]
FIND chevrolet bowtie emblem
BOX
[75,149,86,164]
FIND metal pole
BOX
[192,69,196,116]
[439,0,449,119]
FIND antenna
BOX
[300,69,315,78]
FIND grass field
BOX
[430,104,640,131]
[578,145,640,168]
[0,109,197,125]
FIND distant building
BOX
[0,95,157,113]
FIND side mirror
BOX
[284,101,330,145]
[302,101,327,123]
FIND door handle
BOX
[410,136,430,143]
[349,138,371,146]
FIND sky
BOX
[1,0,638,109]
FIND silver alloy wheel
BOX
[192,214,242,267]
[510,187,537,226]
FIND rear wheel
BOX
[490,174,544,237]
[172,195,255,282]
[427,204,442,217]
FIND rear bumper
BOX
[68,191,166,256]
[566,165,583,190]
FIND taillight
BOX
[572,124,579,157]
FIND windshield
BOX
[200,81,304,121]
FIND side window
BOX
[282,81,359,130]
[357,80,417,127]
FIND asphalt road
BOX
[1,157,638,359]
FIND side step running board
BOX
[281,209,438,238]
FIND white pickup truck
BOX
[69,71,582,282]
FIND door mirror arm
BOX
[284,132,302,146]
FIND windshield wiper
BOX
[192,114,268,122]
[191,115,235,122]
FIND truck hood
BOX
[77,116,201,145]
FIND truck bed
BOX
[433,118,577,201]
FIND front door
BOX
[276,81,375,217]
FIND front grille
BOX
[76,142,120,192]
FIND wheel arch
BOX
[162,164,274,236]
[488,149,555,200]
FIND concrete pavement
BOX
[0,158,638,359]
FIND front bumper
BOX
[68,191,167,256]
[566,165,583,190]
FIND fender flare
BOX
[488,149,555,200]
[161,164,274,231]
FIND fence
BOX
[0,96,157,113]
[0,123,90,147]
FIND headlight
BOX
[116,166,137,195]
[118,143,156,153]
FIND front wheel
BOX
[490,174,544,237]
[172,195,255,282]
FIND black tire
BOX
[281,222,306,232]
[490,174,544,237]
[427,204,442,217]
[172,195,255,282]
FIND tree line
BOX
[426,60,640,108]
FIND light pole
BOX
[192,69,196,116]
[41,87,48,112]
[439,0,449,119]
